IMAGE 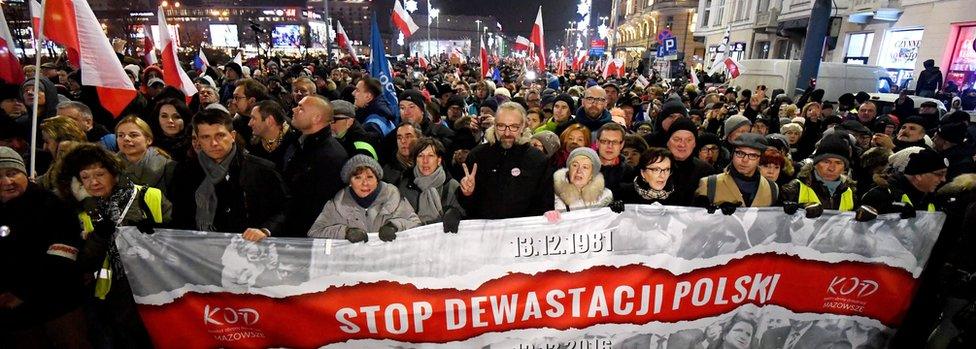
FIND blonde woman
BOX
[115,116,176,192]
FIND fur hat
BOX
[340,154,384,184]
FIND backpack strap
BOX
[706,175,718,204]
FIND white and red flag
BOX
[479,35,489,78]
[602,58,625,79]
[30,0,42,39]
[157,6,196,99]
[335,20,359,65]
[572,50,587,71]
[723,57,744,78]
[529,6,546,72]
[43,0,137,116]
[513,36,532,52]
[556,48,567,76]
[142,24,157,66]
[392,0,419,39]
[418,54,429,70]
[0,8,24,84]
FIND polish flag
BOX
[143,24,157,66]
[572,50,587,71]
[0,9,24,84]
[157,6,197,98]
[30,0,42,39]
[233,51,243,65]
[392,0,419,39]
[43,0,137,117]
[602,58,625,79]
[513,36,531,52]
[479,35,489,78]
[335,20,359,65]
[529,6,546,72]
[690,69,700,86]
[556,48,566,76]
[723,57,744,78]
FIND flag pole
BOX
[29,0,47,179]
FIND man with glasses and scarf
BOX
[695,133,781,213]
[457,102,554,219]
[555,86,613,137]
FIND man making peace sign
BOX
[457,102,554,219]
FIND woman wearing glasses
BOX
[619,148,680,205]
[695,134,781,211]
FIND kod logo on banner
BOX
[204,305,260,326]
[827,276,879,298]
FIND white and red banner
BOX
[0,7,24,85]
[143,24,158,66]
[157,7,196,99]
[513,36,532,52]
[30,0,43,40]
[723,56,744,79]
[119,206,944,348]
[391,0,418,39]
[43,0,137,116]
[335,20,359,65]
[603,57,625,79]
[479,35,489,78]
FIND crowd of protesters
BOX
[1,46,976,348]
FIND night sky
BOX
[372,0,613,47]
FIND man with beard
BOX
[894,116,928,151]
[555,86,612,137]
[458,102,553,219]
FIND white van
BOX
[730,59,888,102]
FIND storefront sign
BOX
[878,29,924,69]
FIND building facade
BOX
[611,0,704,69]
[693,0,976,91]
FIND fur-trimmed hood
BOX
[553,168,607,205]
[938,173,976,196]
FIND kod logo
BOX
[205,305,260,325]
[827,277,879,298]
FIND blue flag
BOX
[368,14,400,131]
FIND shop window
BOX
[844,32,874,65]
[947,24,976,90]
[754,41,770,59]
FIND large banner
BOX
[117,206,946,349]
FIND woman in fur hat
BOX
[553,147,613,211]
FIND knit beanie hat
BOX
[479,98,499,113]
[553,93,576,111]
[340,154,384,184]
[723,115,752,139]
[0,146,26,175]
[812,134,852,167]
[667,117,698,140]
[531,131,561,158]
[400,89,426,111]
[902,148,948,175]
[697,132,721,148]
[567,147,601,173]
[659,98,688,119]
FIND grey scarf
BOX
[195,145,238,231]
[412,166,446,223]
[121,147,165,187]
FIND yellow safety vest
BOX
[78,185,164,299]
[798,182,855,212]
[901,194,936,212]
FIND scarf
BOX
[814,172,842,196]
[633,176,673,201]
[95,180,136,281]
[194,145,238,231]
[413,166,447,222]
[352,183,382,208]
[121,147,165,186]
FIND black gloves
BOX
[136,221,155,235]
[719,202,740,216]
[378,223,398,242]
[892,202,917,219]
[345,227,368,243]
[855,206,878,222]
[783,201,800,215]
[804,203,824,219]
[706,205,718,214]
[442,209,461,234]
[609,200,625,213]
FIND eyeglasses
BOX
[583,96,607,103]
[598,139,623,146]
[642,167,671,175]
[495,123,522,131]
[733,150,761,160]
[701,145,719,152]
[233,95,248,101]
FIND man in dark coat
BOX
[555,85,612,137]
[916,59,943,98]
[330,100,380,160]
[169,109,289,240]
[246,100,300,172]
[0,147,90,348]
[283,95,348,236]
[595,122,635,198]
[667,117,718,205]
[458,102,554,219]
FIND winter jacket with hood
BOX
[307,183,422,239]
[553,168,613,211]
[780,162,858,211]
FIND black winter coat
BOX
[0,184,85,329]
[670,157,718,206]
[281,127,348,236]
[458,142,554,219]
[169,148,290,235]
